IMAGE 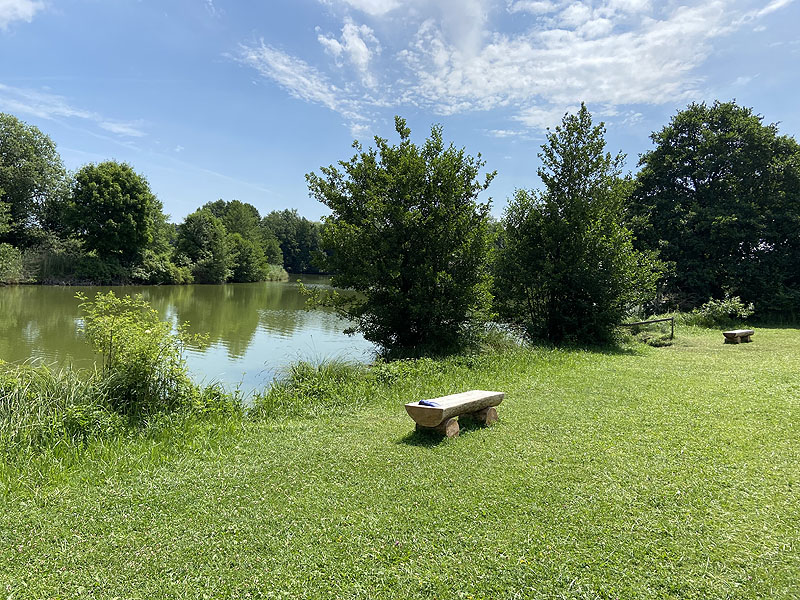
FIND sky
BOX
[1,0,798,222]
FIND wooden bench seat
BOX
[405,390,504,438]
[723,329,754,344]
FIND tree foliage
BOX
[630,101,800,314]
[495,104,661,343]
[175,209,232,284]
[0,113,68,247]
[69,161,162,266]
[228,232,268,282]
[306,117,495,354]
[261,209,321,273]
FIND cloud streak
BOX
[0,83,147,137]
[237,41,374,136]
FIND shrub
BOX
[0,243,22,283]
[680,296,754,328]
[130,249,193,284]
[77,291,204,417]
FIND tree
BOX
[494,104,661,343]
[175,209,232,284]
[204,199,283,266]
[261,209,321,273]
[228,232,267,282]
[306,116,495,354]
[69,161,162,265]
[0,113,69,247]
[630,101,800,314]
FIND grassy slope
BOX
[1,328,798,599]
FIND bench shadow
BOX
[395,419,492,447]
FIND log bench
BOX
[404,390,504,438]
[723,329,754,344]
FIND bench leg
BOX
[416,418,459,438]
[741,335,752,343]
[724,336,740,344]
[461,406,499,427]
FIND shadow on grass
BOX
[395,419,495,447]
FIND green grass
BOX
[1,327,799,598]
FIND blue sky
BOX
[1,0,798,222]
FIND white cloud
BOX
[318,18,382,86]
[204,0,220,17]
[507,1,556,15]
[0,0,44,29]
[238,43,342,113]
[516,105,581,129]
[0,83,147,137]
[487,128,524,137]
[244,0,796,134]
[333,0,400,16]
[756,0,795,17]
[400,2,733,119]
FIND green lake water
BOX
[0,275,375,391]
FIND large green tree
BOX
[630,101,800,314]
[306,117,495,354]
[0,113,68,247]
[69,161,163,265]
[495,104,661,343]
[175,209,232,284]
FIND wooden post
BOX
[671,317,674,340]
[416,418,459,438]
[462,406,498,426]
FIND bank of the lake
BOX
[2,327,798,598]
[0,275,374,390]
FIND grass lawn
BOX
[1,327,798,599]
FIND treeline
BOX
[309,102,800,353]
[0,113,323,285]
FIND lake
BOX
[0,275,375,392]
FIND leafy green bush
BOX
[78,291,207,417]
[264,263,289,281]
[0,242,22,283]
[679,296,754,328]
[130,248,193,284]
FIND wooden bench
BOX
[404,390,504,438]
[723,329,754,344]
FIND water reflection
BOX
[0,276,374,390]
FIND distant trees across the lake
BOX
[0,113,324,285]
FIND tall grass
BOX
[0,364,121,454]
